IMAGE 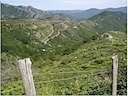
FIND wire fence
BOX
[1,69,110,93]
[1,72,126,95]
[1,68,114,81]
[34,70,109,84]
[2,77,12,80]
[1,60,127,95]
[39,69,107,75]
[33,69,112,95]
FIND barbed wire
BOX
[117,89,127,93]
[117,75,127,79]
[88,79,111,85]
[118,67,127,69]
[2,77,12,80]
[118,68,127,71]
[37,69,108,75]
[1,86,23,92]
[35,71,109,84]
[117,82,127,86]
[2,76,22,81]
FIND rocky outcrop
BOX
[101,33,114,41]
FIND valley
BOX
[1,3,127,95]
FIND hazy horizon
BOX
[1,0,127,10]
[1,2,127,11]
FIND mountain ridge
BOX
[2,3,127,20]
[49,6,127,20]
[1,3,52,19]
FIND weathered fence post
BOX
[18,58,36,96]
[111,55,118,96]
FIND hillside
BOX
[1,18,94,60]
[1,11,126,60]
[88,11,127,33]
[1,3,127,95]
[2,31,127,95]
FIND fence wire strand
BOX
[2,77,12,80]
[38,69,108,75]
[1,86,23,92]
[35,71,109,84]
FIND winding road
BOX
[42,25,61,44]
[41,25,54,44]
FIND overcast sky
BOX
[1,0,127,10]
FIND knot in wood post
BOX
[18,58,36,96]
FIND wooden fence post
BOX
[111,55,118,96]
[18,58,36,96]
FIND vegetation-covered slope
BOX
[1,31,127,95]
[1,18,95,61]
[2,10,126,61]
[1,4,127,95]
[88,11,127,33]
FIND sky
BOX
[1,0,127,10]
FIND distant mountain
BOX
[50,7,127,20]
[74,8,102,20]
[1,3,71,19]
[104,7,127,13]
[49,10,83,19]
[88,11,127,33]
[49,9,101,20]
[1,3,53,19]
[2,3,127,20]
